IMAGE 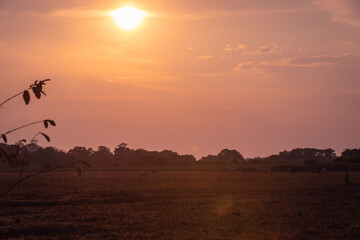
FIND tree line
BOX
[1,141,360,170]
[0,142,196,169]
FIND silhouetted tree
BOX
[342,148,360,157]
[334,148,360,164]
[90,146,114,164]
[264,148,336,162]
[217,149,244,163]
[199,154,220,162]
[68,146,94,162]
[114,143,131,162]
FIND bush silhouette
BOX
[0,80,89,197]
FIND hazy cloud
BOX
[314,0,360,27]
[0,6,314,21]
[243,44,280,55]
[344,41,358,47]
[224,44,246,51]
[233,54,360,71]
[287,54,360,67]
[48,8,108,18]
[0,8,109,18]
[232,61,260,71]
[254,44,279,55]
[155,7,315,21]
[197,55,212,59]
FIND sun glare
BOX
[110,6,147,30]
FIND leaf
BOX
[39,132,50,142]
[32,86,41,99]
[48,120,56,127]
[43,120,49,128]
[79,160,91,168]
[23,90,30,105]
[2,134,7,143]
[75,167,82,177]
[44,119,56,127]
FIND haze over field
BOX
[0,0,359,158]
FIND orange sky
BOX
[1,0,360,158]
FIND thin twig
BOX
[18,149,28,182]
[0,121,43,141]
[0,165,65,198]
[0,88,30,109]
[18,133,42,181]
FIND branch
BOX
[0,87,31,109]
[0,165,65,198]
[18,149,28,182]
[17,132,47,181]
[0,120,43,142]
[0,79,50,109]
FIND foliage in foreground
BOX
[0,80,89,197]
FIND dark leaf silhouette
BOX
[44,119,56,127]
[79,160,91,168]
[32,85,42,99]
[2,134,7,143]
[48,120,56,126]
[30,79,50,99]
[23,90,30,105]
[39,132,50,142]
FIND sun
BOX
[110,6,147,30]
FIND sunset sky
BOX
[1,0,359,158]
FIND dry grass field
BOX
[1,171,360,239]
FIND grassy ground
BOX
[0,171,360,239]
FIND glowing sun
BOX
[110,6,147,30]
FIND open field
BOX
[1,171,360,239]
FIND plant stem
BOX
[0,88,30,109]
[0,120,43,141]
[17,133,41,182]
[18,149,28,182]
[0,165,65,198]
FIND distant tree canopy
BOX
[3,140,360,173]
[261,148,336,162]
[218,149,244,163]
[341,148,360,157]
[0,143,197,168]
[199,149,244,164]
[113,146,196,166]
[334,148,360,164]
[68,146,94,162]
